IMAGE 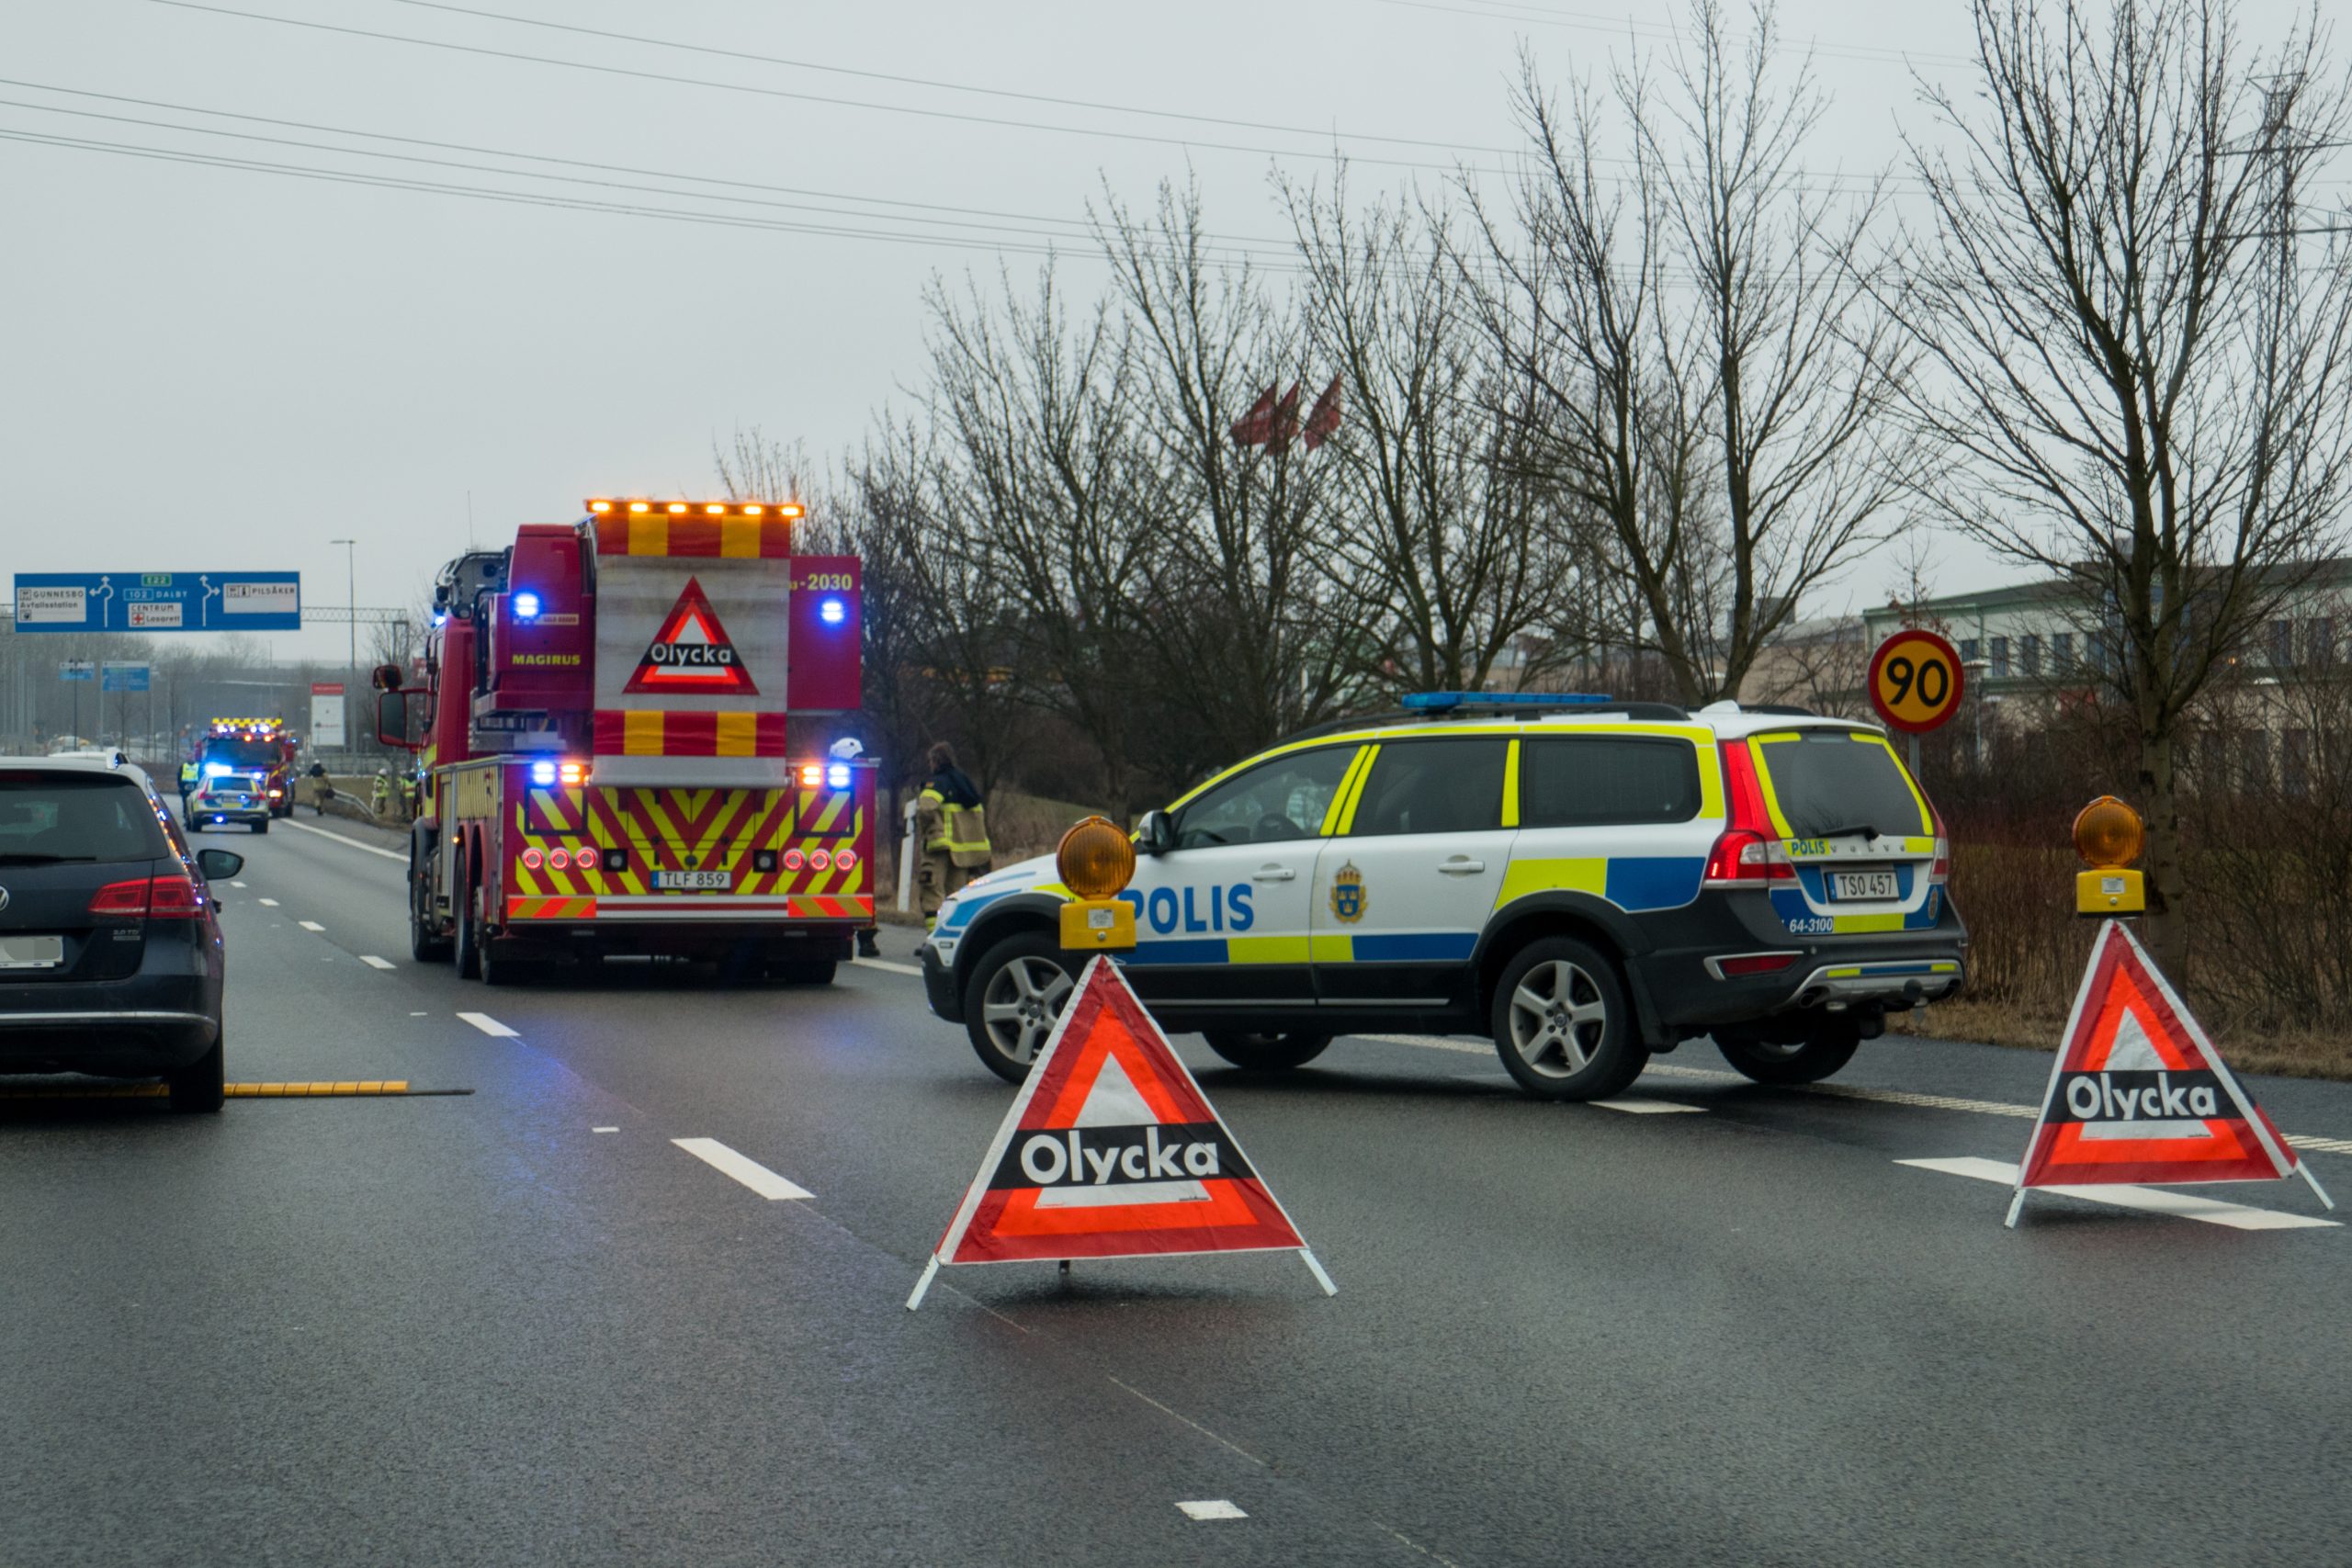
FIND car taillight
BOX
[88,878,152,916]
[1704,740,1794,885]
[148,874,204,919]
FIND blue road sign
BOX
[101,661,152,692]
[58,660,94,682]
[11,571,301,633]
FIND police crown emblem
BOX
[1329,862,1367,923]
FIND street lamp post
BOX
[330,539,356,675]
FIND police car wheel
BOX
[1201,1031,1333,1072]
[1715,1027,1860,1086]
[1490,938,1647,1100]
[965,932,1077,1083]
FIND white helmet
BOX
[828,737,865,761]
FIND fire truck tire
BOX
[768,961,836,985]
[456,869,483,979]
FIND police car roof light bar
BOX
[1401,691,1613,710]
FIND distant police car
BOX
[921,693,1966,1099]
[187,772,272,834]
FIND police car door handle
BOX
[1251,865,1296,882]
[1438,857,1487,874]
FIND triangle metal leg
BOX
[905,1256,941,1312]
[1299,1248,1337,1296]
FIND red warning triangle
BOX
[923,958,1318,1276]
[2018,920,2300,1190]
[622,576,758,694]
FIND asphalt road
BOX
[5,818,2348,1567]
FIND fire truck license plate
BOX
[653,870,732,890]
[1828,871,1898,901]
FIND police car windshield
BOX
[1753,731,1929,840]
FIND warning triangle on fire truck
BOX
[2012,920,2325,1219]
[623,575,758,694]
[908,957,1333,1307]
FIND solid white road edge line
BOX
[851,956,924,976]
[1896,1156,2338,1230]
[359,955,395,970]
[457,1011,518,1038]
[1590,1098,1706,1115]
[282,818,408,863]
[672,1137,813,1201]
[1175,1501,1248,1522]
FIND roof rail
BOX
[1274,696,1691,748]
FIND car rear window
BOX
[1520,737,1701,828]
[1351,739,1510,837]
[0,773,168,863]
[1750,731,1929,839]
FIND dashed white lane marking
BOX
[1176,1500,1248,1522]
[230,880,247,888]
[1897,1156,2339,1230]
[1359,1032,1491,1056]
[359,955,395,970]
[593,1126,618,1134]
[409,1010,427,1017]
[851,955,924,976]
[298,920,325,932]
[457,1011,518,1038]
[256,897,279,907]
[282,818,407,863]
[1591,1098,1705,1115]
[672,1137,812,1201]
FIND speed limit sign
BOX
[1869,629,1965,734]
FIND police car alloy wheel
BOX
[964,932,1076,1083]
[1200,1031,1334,1072]
[1490,937,1648,1100]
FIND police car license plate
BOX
[653,870,731,890]
[0,935,64,969]
[1829,871,1898,901]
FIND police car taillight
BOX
[1705,741,1793,886]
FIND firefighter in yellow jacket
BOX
[915,741,992,930]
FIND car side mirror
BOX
[1136,809,1175,856]
[197,848,244,882]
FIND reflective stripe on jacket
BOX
[917,785,992,867]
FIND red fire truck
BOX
[198,717,298,818]
[380,498,873,985]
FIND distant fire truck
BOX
[198,716,297,818]
[380,499,872,985]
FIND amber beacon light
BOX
[2072,795,2147,916]
[1056,816,1138,952]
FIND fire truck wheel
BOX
[768,961,837,985]
[456,870,482,979]
[964,931,1076,1084]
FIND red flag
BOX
[1265,381,1304,451]
[1228,383,1278,446]
[1302,374,1343,451]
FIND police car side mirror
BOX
[1136,809,1175,856]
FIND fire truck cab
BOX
[389,499,873,985]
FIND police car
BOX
[920,694,1966,1100]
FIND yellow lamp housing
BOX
[1056,816,1138,952]
[2071,795,2147,916]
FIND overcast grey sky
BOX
[0,0,2314,661]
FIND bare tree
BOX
[1470,3,1914,705]
[1284,167,1575,696]
[1898,0,2352,976]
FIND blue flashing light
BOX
[513,591,542,620]
[1401,690,1614,711]
[203,761,232,778]
[529,761,556,786]
[818,595,847,626]
[826,762,852,790]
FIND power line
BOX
[380,0,1523,158]
[1363,0,1982,71]
[145,0,1512,178]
